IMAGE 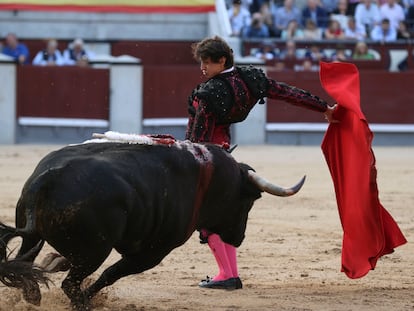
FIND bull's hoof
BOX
[198,276,242,290]
[71,302,91,311]
[22,280,41,306]
[70,295,91,311]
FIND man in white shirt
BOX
[354,0,381,34]
[228,0,252,36]
[380,0,405,31]
[344,16,367,41]
[273,0,302,33]
[32,39,64,66]
[370,17,397,41]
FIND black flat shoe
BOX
[198,276,243,290]
[233,277,243,289]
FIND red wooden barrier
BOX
[266,70,414,124]
[15,63,414,125]
[143,64,201,118]
[17,66,110,119]
[111,40,195,65]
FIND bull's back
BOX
[16,142,215,252]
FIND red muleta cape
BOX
[319,61,407,279]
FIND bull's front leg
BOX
[83,250,168,300]
[83,255,146,300]
[62,267,92,311]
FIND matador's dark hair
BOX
[191,36,234,69]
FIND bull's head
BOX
[215,163,306,247]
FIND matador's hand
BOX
[324,104,339,123]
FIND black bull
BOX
[0,140,305,310]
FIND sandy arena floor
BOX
[0,144,412,311]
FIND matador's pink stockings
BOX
[207,233,239,281]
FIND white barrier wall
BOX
[0,58,16,144]
[108,56,143,134]
[233,61,267,145]
[233,101,266,145]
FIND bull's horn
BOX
[248,171,306,197]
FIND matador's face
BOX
[199,57,226,79]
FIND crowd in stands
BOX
[253,38,379,70]
[1,33,94,67]
[227,0,414,69]
[227,0,414,41]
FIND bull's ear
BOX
[238,162,255,172]
[239,163,262,199]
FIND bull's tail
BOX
[0,221,42,260]
[0,255,50,306]
[0,222,50,305]
[2,168,57,261]
[0,222,19,261]
[0,257,50,289]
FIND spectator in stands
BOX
[302,18,324,39]
[301,0,330,29]
[273,0,302,37]
[401,0,414,14]
[344,16,367,40]
[241,12,270,38]
[321,0,339,14]
[294,58,319,71]
[294,0,309,11]
[324,19,346,39]
[354,0,381,36]
[279,39,300,60]
[396,20,412,40]
[249,0,274,13]
[254,41,279,60]
[273,61,288,71]
[407,5,414,33]
[395,20,413,70]
[63,38,93,67]
[352,41,376,59]
[1,32,29,65]
[379,0,405,32]
[258,1,279,37]
[370,17,397,41]
[281,19,305,39]
[304,44,328,60]
[228,0,252,36]
[330,0,353,30]
[225,0,253,13]
[331,44,351,61]
[348,0,361,16]
[32,39,64,66]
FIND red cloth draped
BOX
[319,61,407,279]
